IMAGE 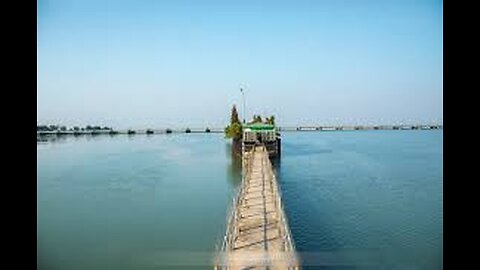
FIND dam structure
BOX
[216,145,298,269]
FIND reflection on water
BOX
[225,142,243,188]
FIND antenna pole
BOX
[240,87,246,124]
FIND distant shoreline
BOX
[37,124,442,139]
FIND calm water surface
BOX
[37,131,442,270]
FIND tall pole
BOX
[240,87,246,124]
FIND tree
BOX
[225,105,243,140]
[266,116,275,125]
[250,115,262,124]
[230,105,240,125]
[270,116,275,125]
[225,122,242,140]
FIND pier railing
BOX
[267,156,297,254]
[219,149,254,252]
[216,146,298,269]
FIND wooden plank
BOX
[218,145,299,269]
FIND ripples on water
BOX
[278,131,442,270]
[37,131,442,270]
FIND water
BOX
[37,131,442,270]
[279,131,443,269]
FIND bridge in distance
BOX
[37,124,443,136]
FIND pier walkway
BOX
[216,145,298,269]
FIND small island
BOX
[224,105,280,158]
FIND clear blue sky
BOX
[37,0,442,129]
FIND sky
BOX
[37,0,443,129]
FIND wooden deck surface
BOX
[217,145,298,270]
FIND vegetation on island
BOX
[225,105,243,140]
[225,105,277,140]
[249,115,275,125]
[265,116,275,125]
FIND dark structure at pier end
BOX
[242,123,281,158]
[225,105,281,158]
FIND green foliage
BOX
[266,115,275,125]
[225,105,276,140]
[248,114,275,125]
[249,114,263,124]
[230,105,240,124]
[225,105,243,140]
[225,122,243,140]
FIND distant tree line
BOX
[37,125,112,132]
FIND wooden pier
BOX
[216,145,298,269]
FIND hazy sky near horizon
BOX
[37,0,442,129]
